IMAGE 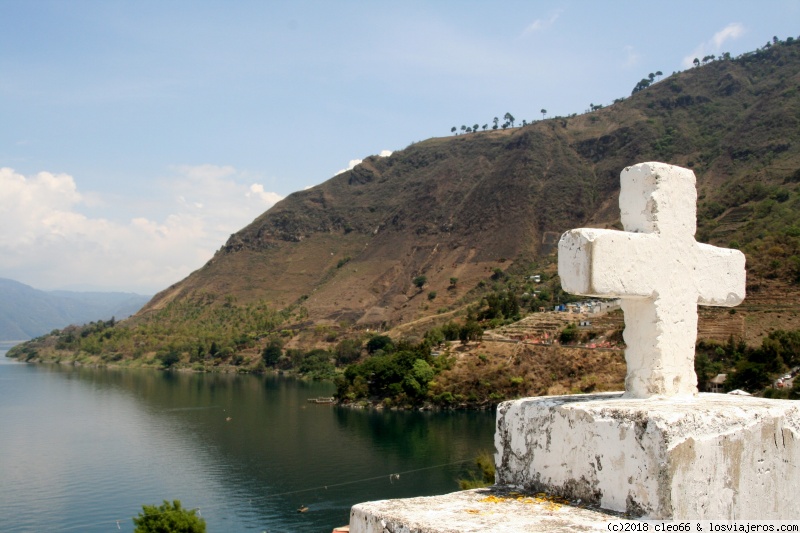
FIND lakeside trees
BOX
[133,500,206,533]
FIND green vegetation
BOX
[261,339,283,366]
[458,450,496,490]
[5,297,348,377]
[59,297,288,365]
[335,337,446,407]
[695,330,800,394]
[133,500,205,533]
[559,323,579,344]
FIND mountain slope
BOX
[139,40,800,332]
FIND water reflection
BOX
[0,359,495,532]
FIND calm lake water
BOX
[0,348,495,532]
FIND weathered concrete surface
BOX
[349,486,623,533]
[495,393,800,519]
[558,162,746,398]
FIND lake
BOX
[0,348,495,532]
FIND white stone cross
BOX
[558,162,746,398]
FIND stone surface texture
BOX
[495,393,800,519]
[349,487,620,533]
[558,162,746,398]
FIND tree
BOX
[367,335,394,354]
[460,125,466,133]
[133,500,206,533]
[298,349,335,377]
[441,321,461,341]
[451,126,457,135]
[402,358,435,398]
[492,117,499,129]
[693,57,700,67]
[335,339,362,365]
[540,109,547,119]
[413,275,427,289]
[726,360,771,392]
[459,320,483,344]
[503,112,515,127]
[482,124,488,131]
[632,78,651,94]
[158,348,180,369]
[559,323,579,344]
[262,339,283,366]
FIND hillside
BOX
[9,39,800,400]
[138,39,800,331]
[0,278,150,341]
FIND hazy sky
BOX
[2,0,798,294]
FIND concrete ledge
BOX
[495,393,800,519]
[349,486,624,533]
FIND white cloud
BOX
[713,23,745,49]
[247,183,283,204]
[334,150,393,176]
[335,159,363,176]
[0,166,283,293]
[521,11,561,37]
[682,23,746,68]
[622,45,641,68]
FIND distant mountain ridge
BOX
[0,278,150,341]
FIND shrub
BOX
[133,500,206,533]
[158,349,180,369]
[335,339,362,365]
[261,339,283,367]
[458,451,496,490]
[366,335,394,354]
[559,324,579,344]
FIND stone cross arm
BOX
[559,229,745,306]
[557,162,746,398]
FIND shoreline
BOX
[5,352,499,411]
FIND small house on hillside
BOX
[709,373,727,393]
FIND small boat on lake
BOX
[307,397,335,404]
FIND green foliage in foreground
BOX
[133,500,206,533]
[458,450,496,490]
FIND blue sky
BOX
[1,0,798,293]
